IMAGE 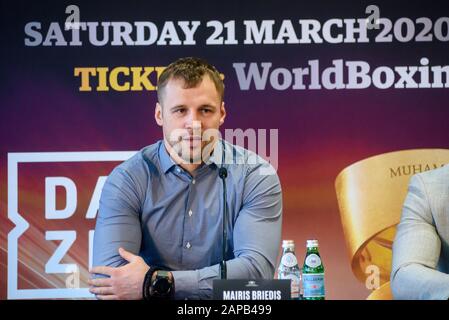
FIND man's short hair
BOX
[157,57,224,103]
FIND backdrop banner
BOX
[1,0,449,299]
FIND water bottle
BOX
[277,240,301,299]
[302,239,325,300]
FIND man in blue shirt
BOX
[89,57,282,300]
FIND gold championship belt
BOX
[335,149,449,299]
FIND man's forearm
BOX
[171,253,274,300]
[392,263,449,300]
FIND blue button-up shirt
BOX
[93,139,282,299]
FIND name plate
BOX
[213,279,291,300]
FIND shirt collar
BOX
[205,139,225,167]
[158,141,177,174]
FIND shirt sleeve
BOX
[92,165,144,272]
[391,174,449,300]
[172,163,283,299]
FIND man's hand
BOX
[88,248,150,300]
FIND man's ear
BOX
[155,102,163,126]
[219,102,226,126]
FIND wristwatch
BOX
[148,270,175,299]
[142,266,159,300]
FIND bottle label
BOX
[302,273,325,298]
[305,253,321,268]
[281,252,298,267]
[279,273,300,299]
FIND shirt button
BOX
[192,179,196,184]
[186,242,191,249]
[188,210,193,217]
[177,168,181,173]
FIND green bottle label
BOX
[305,253,321,268]
[302,273,325,298]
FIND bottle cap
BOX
[282,240,295,249]
[306,239,319,247]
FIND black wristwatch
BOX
[142,266,159,300]
[143,269,174,300]
[149,270,174,299]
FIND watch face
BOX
[154,278,171,295]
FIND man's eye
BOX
[201,109,212,114]
[174,109,185,114]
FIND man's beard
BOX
[168,135,210,164]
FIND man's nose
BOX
[185,113,202,131]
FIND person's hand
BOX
[88,247,150,300]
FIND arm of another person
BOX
[171,164,283,300]
[391,174,449,300]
